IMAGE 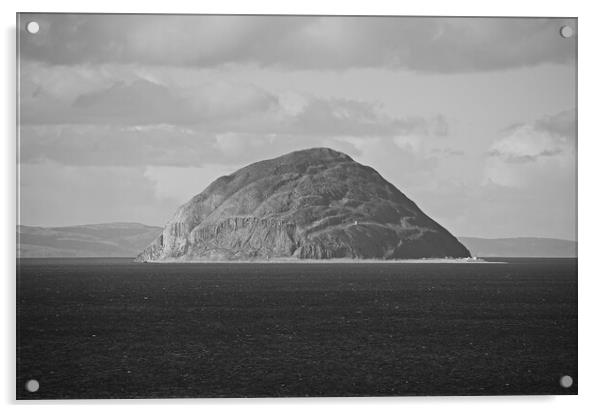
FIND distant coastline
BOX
[138,257,504,264]
[17,223,577,259]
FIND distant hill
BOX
[459,237,577,258]
[137,148,470,262]
[17,223,162,258]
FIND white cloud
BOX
[393,135,423,153]
[144,165,242,204]
[484,109,575,187]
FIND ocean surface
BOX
[16,258,577,399]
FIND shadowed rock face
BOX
[137,148,470,261]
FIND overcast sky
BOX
[18,14,577,240]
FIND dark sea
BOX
[16,258,577,399]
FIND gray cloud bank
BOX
[22,77,444,133]
[20,75,449,167]
[19,14,576,72]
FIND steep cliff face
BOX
[137,148,470,261]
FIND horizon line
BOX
[16,221,578,243]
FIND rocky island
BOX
[136,148,470,262]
